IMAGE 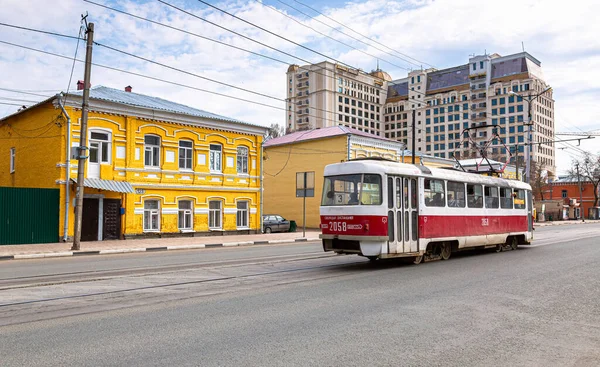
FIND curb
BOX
[0,237,321,261]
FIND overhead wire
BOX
[273,0,423,69]
[287,0,434,68]
[62,24,84,106]
[193,0,359,70]
[248,0,410,71]
[84,0,413,112]
[0,88,55,98]
[0,39,366,128]
[84,1,419,126]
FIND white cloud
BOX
[1,0,599,175]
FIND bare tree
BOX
[568,152,600,206]
[530,161,549,201]
[265,123,285,139]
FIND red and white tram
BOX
[319,159,533,263]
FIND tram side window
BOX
[321,174,382,206]
[467,184,483,208]
[424,179,445,207]
[500,187,513,209]
[514,189,526,209]
[447,181,466,207]
[484,186,499,208]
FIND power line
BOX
[94,42,283,103]
[0,96,48,104]
[0,102,25,107]
[274,0,423,69]
[0,88,55,98]
[84,0,290,66]
[0,21,82,41]
[0,39,355,128]
[288,0,434,68]
[143,0,372,90]
[63,25,84,106]
[249,0,409,71]
[194,0,358,70]
[93,41,346,120]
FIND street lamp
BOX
[509,86,552,184]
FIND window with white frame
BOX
[237,146,248,174]
[178,200,193,230]
[89,131,111,163]
[209,144,222,172]
[236,201,249,228]
[144,135,161,167]
[143,200,160,231]
[10,147,15,173]
[208,200,222,229]
[179,140,193,170]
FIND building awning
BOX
[72,178,135,193]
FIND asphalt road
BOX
[1,224,599,367]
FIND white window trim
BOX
[236,201,249,229]
[208,200,222,230]
[144,135,161,168]
[179,140,193,171]
[89,130,112,164]
[236,146,249,175]
[9,147,15,173]
[143,200,160,232]
[178,200,194,231]
[209,144,222,173]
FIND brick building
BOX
[541,176,599,220]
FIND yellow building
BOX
[0,86,267,242]
[263,126,454,228]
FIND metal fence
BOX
[0,187,59,245]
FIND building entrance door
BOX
[103,199,121,240]
[81,198,99,241]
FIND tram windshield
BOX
[321,174,382,206]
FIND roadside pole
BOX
[576,163,585,222]
[72,22,94,251]
[411,109,416,164]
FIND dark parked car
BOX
[262,215,290,233]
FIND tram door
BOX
[403,177,419,253]
[387,176,419,254]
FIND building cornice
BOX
[59,96,268,136]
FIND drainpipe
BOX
[57,93,71,242]
[260,140,264,234]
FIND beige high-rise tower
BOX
[286,61,391,135]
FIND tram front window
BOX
[321,174,382,206]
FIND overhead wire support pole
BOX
[576,163,584,222]
[411,109,416,164]
[72,21,94,251]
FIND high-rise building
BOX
[285,52,555,176]
[286,61,390,135]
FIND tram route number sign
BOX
[296,171,315,197]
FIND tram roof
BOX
[324,160,531,190]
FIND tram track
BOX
[0,251,332,290]
[0,254,372,327]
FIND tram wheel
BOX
[509,236,518,251]
[440,243,451,260]
[413,255,424,265]
[495,244,503,253]
[367,256,379,262]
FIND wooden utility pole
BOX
[72,22,94,250]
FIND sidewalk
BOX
[534,219,600,227]
[0,230,322,261]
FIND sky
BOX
[1,0,599,175]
